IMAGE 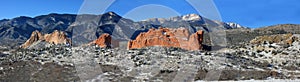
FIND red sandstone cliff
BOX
[127,28,204,50]
[21,30,71,48]
[89,33,112,48]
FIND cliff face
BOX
[20,30,71,48]
[127,28,204,50]
[89,33,112,48]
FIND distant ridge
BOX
[255,24,300,33]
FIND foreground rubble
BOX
[0,39,299,82]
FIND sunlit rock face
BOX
[20,30,44,48]
[44,30,71,45]
[21,30,71,48]
[127,27,204,50]
[250,33,299,45]
[89,33,112,48]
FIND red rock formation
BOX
[21,30,44,48]
[128,28,204,50]
[44,30,71,45]
[21,30,71,48]
[89,33,112,48]
[188,30,204,50]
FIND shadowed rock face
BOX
[21,30,71,48]
[89,33,111,48]
[127,28,203,50]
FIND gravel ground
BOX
[0,40,299,81]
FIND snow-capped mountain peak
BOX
[224,22,248,29]
[182,14,201,21]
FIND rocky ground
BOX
[0,36,300,82]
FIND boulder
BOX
[128,28,204,50]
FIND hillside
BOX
[225,24,300,46]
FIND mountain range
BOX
[2,11,300,48]
[0,12,248,47]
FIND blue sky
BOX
[0,0,299,28]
